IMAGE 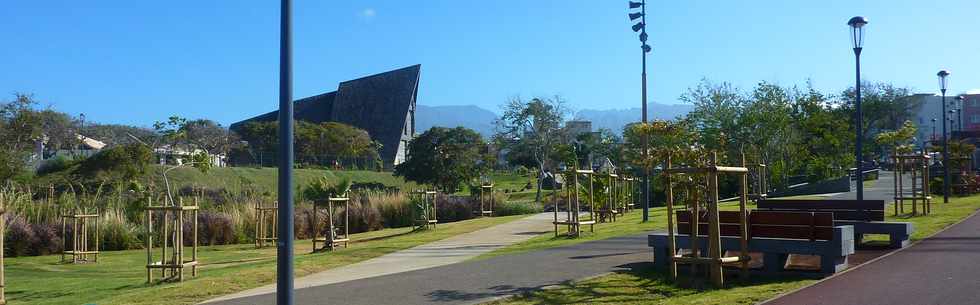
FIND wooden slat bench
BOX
[649,210,855,274]
[757,199,913,248]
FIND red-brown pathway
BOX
[763,210,980,305]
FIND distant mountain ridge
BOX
[415,103,693,137]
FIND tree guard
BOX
[952,155,974,195]
[552,167,597,237]
[479,183,494,217]
[748,163,768,202]
[598,173,620,223]
[255,201,278,248]
[893,152,931,216]
[61,208,100,263]
[145,197,199,283]
[313,192,350,252]
[664,152,751,287]
[623,176,636,213]
[412,190,438,230]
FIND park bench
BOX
[757,199,912,248]
[649,210,855,274]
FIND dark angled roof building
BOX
[230,64,420,169]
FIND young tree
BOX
[394,127,486,193]
[495,96,570,202]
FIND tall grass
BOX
[0,183,540,257]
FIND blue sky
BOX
[2,0,978,127]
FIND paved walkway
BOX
[764,210,980,305]
[209,234,650,305]
[207,213,554,303]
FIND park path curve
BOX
[763,210,980,305]
[206,212,554,303]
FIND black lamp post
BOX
[277,0,295,304]
[629,1,652,221]
[848,16,867,200]
[938,69,951,203]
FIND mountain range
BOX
[416,103,694,137]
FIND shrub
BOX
[435,194,476,223]
[345,198,383,234]
[100,212,140,250]
[192,212,237,245]
[4,214,36,257]
[36,156,78,176]
[494,201,543,216]
[30,221,62,255]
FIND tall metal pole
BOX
[853,47,864,200]
[277,0,295,303]
[942,89,950,203]
[640,0,650,222]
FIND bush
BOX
[100,214,140,251]
[345,198,383,234]
[192,212,238,245]
[4,214,36,257]
[36,156,78,176]
[31,221,62,255]
[435,194,476,223]
[494,201,543,216]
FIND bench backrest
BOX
[676,210,835,241]
[757,199,885,221]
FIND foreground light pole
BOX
[939,69,950,203]
[277,0,295,303]
[629,0,653,221]
[848,16,867,200]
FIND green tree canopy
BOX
[394,127,487,193]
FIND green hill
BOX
[151,166,418,195]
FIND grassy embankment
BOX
[485,194,980,305]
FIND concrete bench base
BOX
[648,225,855,274]
[839,221,912,248]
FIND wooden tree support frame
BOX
[412,190,438,230]
[748,163,768,202]
[893,153,931,216]
[479,183,494,217]
[254,201,278,248]
[623,176,636,213]
[145,197,199,283]
[61,209,100,263]
[664,152,751,287]
[313,193,350,252]
[598,173,620,223]
[552,168,597,237]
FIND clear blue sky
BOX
[2,0,978,127]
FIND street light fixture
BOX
[938,69,951,203]
[957,95,965,132]
[628,0,652,221]
[848,16,868,200]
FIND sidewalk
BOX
[206,212,554,303]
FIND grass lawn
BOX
[485,195,980,305]
[5,215,524,305]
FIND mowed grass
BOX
[485,195,980,305]
[6,215,525,305]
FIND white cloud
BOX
[359,8,376,20]
[966,89,980,95]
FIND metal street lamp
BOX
[957,95,965,132]
[848,16,868,200]
[277,0,295,304]
[629,0,652,221]
[938,69,951,203]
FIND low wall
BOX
[769,175,851,198]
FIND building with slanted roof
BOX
[230,65,421,169]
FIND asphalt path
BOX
[209,235,650,305]
[763,209,980,305]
